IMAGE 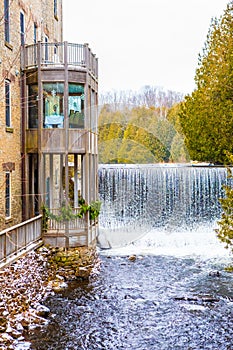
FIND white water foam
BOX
[99,221,231,261]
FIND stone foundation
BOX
[45,246,100,281]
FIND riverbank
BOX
[0,245,99,349]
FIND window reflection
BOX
[28,84,38,128]
[28,83,85,129]
[43,83,64,128]
[69,83,84,128]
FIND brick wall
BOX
[0,0,63,230]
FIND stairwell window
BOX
[4,0,10,43]
[44,35,49,62]
[33,23,37,43]
[5,80,11,127]
[20,11,25,46]
[54,0,58,19]
[28,84,38,128]
[5,172,11,218]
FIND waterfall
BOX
[98,164,229,252]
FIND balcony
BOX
[22,42,98,155]
[21,42,98,80]
[26,129,88,153]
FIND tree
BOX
[98,86,191,164]
[121,123,169,163]
[216,154,233,253]
[99,86,183,110]
[98,88,191,164]
[180,2,233,164]
[98,107,127,163]
[170,133,190,163]
[98,105,173,163]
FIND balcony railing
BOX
[21,42,98,79]
[26,129,87,153]
[47,208,87,232]
[44,208,91,247]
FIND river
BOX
[24,165,233,349]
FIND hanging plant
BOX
[41,204,49,232]
[77,197,102,220]
[41,198,101,223]
[89,200,102,220]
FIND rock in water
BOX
[128,255,137,262]
[35,304,50,318]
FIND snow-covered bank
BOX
[0,246,98,349]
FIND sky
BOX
[63,0,228,95]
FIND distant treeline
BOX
[98,86,189,164]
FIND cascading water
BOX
[98,164,229,255]
[25,164,233,350]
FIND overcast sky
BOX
[63,0,228,95]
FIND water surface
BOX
[26,249,233,350]
[25,165,233,349]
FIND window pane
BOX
[5,172,11,217]
[44,36,48,61]
[4,0,10,42]
[54,0,57,17]
[20,12,25,45]
[34,23,37,43]
[43,83,64,128]
[5,80,10,127]
[69,84,85,129]
[28,85,38,128]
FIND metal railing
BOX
[0,215,42,267]
[21,41,98,78]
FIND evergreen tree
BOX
[216,154,233,252]
[180,2,233,164]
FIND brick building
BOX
[0,0,98,247]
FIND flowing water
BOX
[25,165,233,350]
